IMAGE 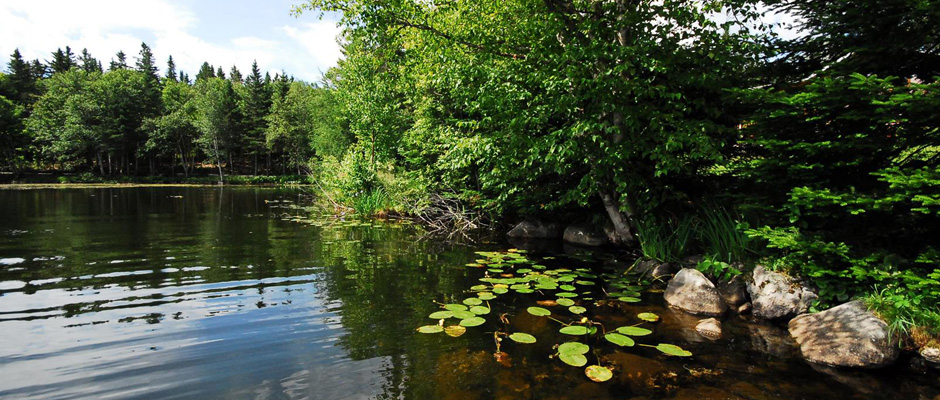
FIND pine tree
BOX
[195,62,215,82]
[136,42,162,118]
[241,60,272,174]
[165,55,177,82]
[110,51,128,70]
[5,49,38,104]
[29,60,46,80]
[229,65,242,83]
[78,48,101,73]
[50,46,76,73]
[215,66,225,80]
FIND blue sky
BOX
[0,0,343,82]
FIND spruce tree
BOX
[79,49,101,73]
[50,46,76,73]
[215,66,225,80]
[165,56,177,82]
[229,66,242,83]
[110,51,128,70]
[5,49,38,104]
[195,62,215,82]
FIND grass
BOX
[697,205,755,264]
[352,188,393,216]
[635,215,694,263]
[864,287,940,348]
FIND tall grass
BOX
[635,215,695,262]
[352,188,392,216]
[697,205,754,263]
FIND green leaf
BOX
[459,317,486,327]
[429,311,454,319]
[444,304,468,312]
[558,342,590,355]
[527,306,551,316]
[452,310,476,319]
[569,306,587,314]
[556,298,575,306]
[585,365,613,382]
[509,332,537,344]
[463,298,483,306]
[444,325,466,337]
[478,292,496,300]
[559,353,588,367]
[616,326,652,336]
[559,325,590,335]
[469,306,490,315]
[557,292,578,298]
[656,343,692,357]
[637,312,660,322]
[604,333,635,347]
[417,325,443,334]
[617,296,641,303]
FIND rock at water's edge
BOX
[695,318,723,339]
[665,268,727,316]
[747,265,817,321]
[717,274,749,309]
[562,224,608,246]
[507,220,562,239]
[789,301,899,368]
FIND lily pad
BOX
[444,325,466,337]
[517,268,532,274]
[527,306,551,316]
[556,298,575,307]
[493,287,509,294]
[585,365,613,382]
[444,304,468,312]
[559,353,588,367]
[460,317,486,327]
[576,280,595,286]
[560,284,577,292]
[429,311,454,319]
[509,332,537,344]
[516,288,535,294]
[452,310,476,319]
[617,296,641,303]
[637,312,660,322]
[478,292,497,300]
[417,325,444,334]
[569,306,587,314]
[656,343,692,357]
[463,298,483,306]
[558,342,590,355]
[469,306,490,315]
[557,292,578,298]
[617,326,653,336]
[559,325,591,335]
[604,333,635,347]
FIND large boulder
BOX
[506,220,562,239]
[717,274,749,310]
[562,224,608,246]
[788,301,899,368]
[665,268,727,316]
[747,266,817,320]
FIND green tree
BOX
[0,93,26,172]
[194,77,241,181]
[109,50,128,70]
[78,48,102,73]
[142,79,199,176]
[4,49,40,106]
[50,46,76,74]
[165,55,178,82]
[195,62,215,82]
[240,60,272,174]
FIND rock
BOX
[717,274,749,309]
[506,220,562,239]
[633,258,659,274]
[788,301,899,368]
[681,254,704,268]
[562,224,608,246]
[633,258,678,279]
[919,347,940,369]
[664,268,727,316]
[737,302,752,314]
[695,318,722,339]
[747,265,817,320]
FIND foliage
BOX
[634,215,694,263]
[696,255,743,282]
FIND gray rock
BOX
[664,268,727,316]
[717,274,749,309]
[747,265,817,320]
[919,347,940,368]
[681,254,704,268]
[789,301,899,368]
[737,302,752,314]
[633,258,678,278]
[506,220,562,239]
[695,318,722,339]
[562,224,608,246]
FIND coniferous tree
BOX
[241,60,272,174]
[50,46,76,73]
[165,56,177,82]
[29,59,47,80]
[215,66,225,80]
[110,51,128,70]
[5,49,38,105]
[78,49,101,73]
[179,71,190,84]
[136,43,162,119]
[229,66,242,83]
[195,62,215,82]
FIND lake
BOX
[0,187,937,399]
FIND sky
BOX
[0,0,343,82]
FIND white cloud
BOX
[0,0,342,82]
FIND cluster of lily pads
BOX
[417,249,692,383]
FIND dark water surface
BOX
[1,187,938,399]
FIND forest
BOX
[2,0,939,342]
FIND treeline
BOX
[292,0,940,335]
[0,43,348,179]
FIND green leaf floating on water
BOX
[460,317,486,327]
[509,332,537,344]
[517,268,532,274]
[637,312,660,322]
[445,325,466,337]
[516,288,534,294]
[656,343,692,357]
[559,325,590,335]
[557,342,590,366]
[452,310,476,319]
[617,297,641,303]
[463,298,483,306]
[557,292,578,298]
[429,311,454,319]
[560,284,577,291]
[493,287,509,294]
[478,292,497,300]
[604,333,635,347]
[576,280,595,286]
[444,304,468,312]
[469,306,490,315]
[569,306,587,314]
[585,365,613,382]
[470,285,488,291]
[417,325,444,334]
[556,298,575,306]
[617,326,653,336]
[527,306,551,316]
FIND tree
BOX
[266,81,319,174]
[50,46,76,74]
[194,77,241,181]
[240,60,272,174]
[165,55,178,82]
[142,79,199,176]
[110,51,128,70]
[195,62,215,82]
[4,49,40,105]
[215,66,225,80]
[135,42,162,119]
[229,65,242,83]
[0,94,26,172]
[79,48,102,73]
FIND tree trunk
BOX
[598,188,636,245]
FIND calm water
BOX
[0,187,938,400]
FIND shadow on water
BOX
[0,187,938,399]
